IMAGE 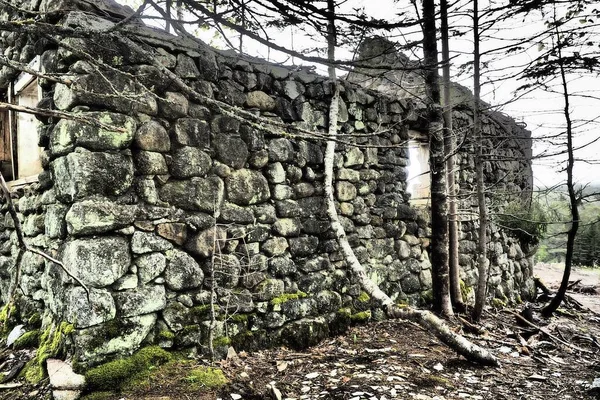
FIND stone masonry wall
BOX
[0,0,534,368]
[348,37,536,304]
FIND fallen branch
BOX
[504,309,593,354]
[0,383,22,389]
[0,172,90,298]
[320,11,497,366]
[533,277,552,296]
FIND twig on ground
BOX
[503,309,594,354]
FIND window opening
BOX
[407,131,430,206]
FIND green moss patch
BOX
[270,291,307,306]
[230,313,249,323]
[357,291,370,303]
[191,304,221,320]
[158,330,175,341]
[85,346,173,392]
[350,310,372,322]
[491,298,507,308]
[0,303,18,336]
[212,336,231,347]
[13,329,40,350]
[459,280,472,303]
[27,312,42,328]
[184,366,228,389]
[109,359,228,397]
[24,321,74,383]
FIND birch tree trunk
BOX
[421,0,453,317]
[440,0,465,312]
[322,0,496,365]
[472,0,489,322]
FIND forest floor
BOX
[2,263,600,400]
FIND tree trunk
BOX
[421,0,453,317]
[440,0,464,312]
[542,26,578,318]
[472,0,489,322]
[322,0,495,365]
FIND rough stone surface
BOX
[164,249,204,290]
[62,236,131,288]
[172,118,210,147]
[246,90,276,110]
[65,200,137,236]
[136,252,167,284]
[131,231,173,254]
[185,226,227,257]
[159,177,224,212]
[50,112,136,156]
[134,151,168,175]
[66,287,116,328]
[226,169,270,205]
[135,120,170,152]
[113,284,167,317]
[170,147,211,178]
[74,314,156,364]
[52,151,134,202]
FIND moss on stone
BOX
[190,304,220,319]
[27,312,42,328]
[515,294,523,304]
[395,299,409,308]
[184,366,228,389]
[24,321,74,383]
[85,346,173,391]
[357,291,370,303]
[420,289,433,304]
[350,310,371,322]
[270,291,308,306]
[459,279,472,302]
[158,330,175,341]
[231,330,254,348]
[12,329,40,350]
[336,307,352,317]
[212,336,231,347]
[491,298,507,308]
[181,325,201,335]
[86,319,123,350]
[230,314,249,323]
[0,302,17,336]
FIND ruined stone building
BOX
[0,0,534,368]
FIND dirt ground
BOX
[2,263,600,400]
[535,263,600,313]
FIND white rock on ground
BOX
[47,359,85,389]
[52,390,82,400]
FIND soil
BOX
[535,263,600,313]
[1,263,599,400]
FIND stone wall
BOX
[348,37,536,303]
[0,0,534,368]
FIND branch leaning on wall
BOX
[321,0,497,366]
[0,172,90,299]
